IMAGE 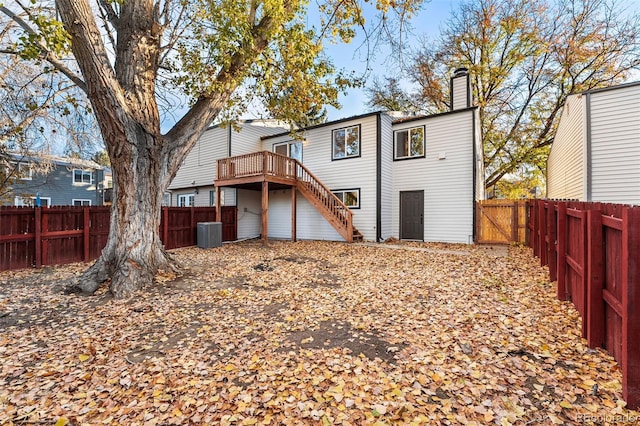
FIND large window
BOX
[333,188,360,208]
[178,194,195,207]
[332,125,360,160]
[73,169,93,184]
[273,141,303,162]
[394,126,425,160]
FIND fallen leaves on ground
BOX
[0,241,638,425]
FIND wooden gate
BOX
[476,200,529,244]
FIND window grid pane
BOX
[333,126,360,159]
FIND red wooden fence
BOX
[529,199,639,409]
[0,206,237,272]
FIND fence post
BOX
[190,206,196,245]
[557,202,567,301]
[547,201,557,282]
[586,209,604,348]
[34,207,42,268]
[511,201,518,243]
[41,209,48,266]
[83,207,90,262]
[622,207,640,410]
[162,207,169,246]
[538,201,547,266]
[530,201,538,252]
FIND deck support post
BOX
[215,186,221,222]
[291,187,297,242]
[262,180,268,243]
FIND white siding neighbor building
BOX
[547,81,640,205]
[169,69,484,244]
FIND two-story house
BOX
[2,153,112,206]
[169,68,484,244]
[547,81,640,204]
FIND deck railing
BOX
[217,151,297,181]
[216,151,353,242]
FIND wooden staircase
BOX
[216,151,361,243]
[295,161,362,243]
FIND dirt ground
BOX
[0,240,638,425]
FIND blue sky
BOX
[321,0,640,121]
[322,0,462,120]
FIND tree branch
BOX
[0,5,87,92]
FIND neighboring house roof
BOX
[7,152,105,170]
[208,118,289,132]
[576,79,640,96]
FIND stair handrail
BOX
[294,160,353,233]
[216,151,354,242]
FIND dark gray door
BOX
[400,190,424,240]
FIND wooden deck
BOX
[215,151,360,243]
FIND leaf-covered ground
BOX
[1,241,638,425]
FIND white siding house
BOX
[547,82,640,204]
[169,70,483,244]
[167,120,287,209]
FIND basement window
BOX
[333,188,360,209]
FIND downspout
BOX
[376,113,382,242]
[472,109,477,244]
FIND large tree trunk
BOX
[77,130,173,298]
[55,0,273,298]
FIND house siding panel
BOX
[262,114,380,241]
[237,189,262,239]
[380,114,394,241]
[169,127,226,190]
[590,85,640,204]
[547,94,585,200]
[7,162,103,206]
[392,111,475,243]
[169,121,286,191]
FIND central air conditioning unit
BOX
[197,222,222,248]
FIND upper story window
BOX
[17,162,32,180]
[332,125,360,160]
[9,162,32,180]
[394,126,425,160]
[73,169,93,184]
[273,141,303,162]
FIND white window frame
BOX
[178,193,195,207]
[332,125,361,160]
[14,196,51,207]
[72,199,92,206]
[332,188,360,209]
[9,162,32,180]
[273,141,303,162]
[17,162,32,180]
[394,125,425,160]
[73,168,93,184]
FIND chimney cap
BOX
[454,67,469,77]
